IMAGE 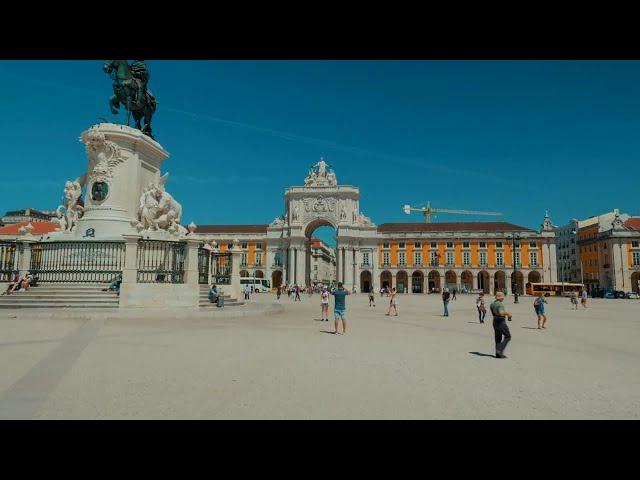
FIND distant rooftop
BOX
[194,224,269,234]
[377,222,534,233]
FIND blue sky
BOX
[1,60,639,247]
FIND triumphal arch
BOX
[266,159,378,289]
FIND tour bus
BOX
[240,277,271,293]
[525,282,584,297]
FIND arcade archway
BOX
[380,271,392,290]
[272,270,282,289]
[411,271,424,293]
[528,271,541,284]
[396,271,408,293]
[445,270,457,290]
[495,271,506,293]
[632,272,640,293]
[461,271,473,291]
[478,270,490,293]
[360,270,372,293]
[511,271,524,295]
[428,270,440,292]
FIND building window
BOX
[363,252,370,265]
[241,253,248,266]
[398,242,406,249]
[530,251,537,266]
[479,241,487,248]
[383,252,390,265]
[463,241,470,248]
[463,251,470,265]
[446,251,454,265]
[633,252,640,266]
[255,252,262,265]
[241,242,248,250]
[398,252,406,265]
[496,241,503,248]
[227,243,233,249]
[256,242,263,250]
[414,242,421,248]
[431,251,439,266]
[414,252,422,265]
[446,241,454,248]
[633,241,640,248]
[479,252,487,266]
[430,242,437,248]
[529,241,537,248]
[314,264,318,271]
[514,252,521,266]
[383,242,390,248]
[496,252,504,266]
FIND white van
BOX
[240,277,271,293]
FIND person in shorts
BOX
[570,291,578,310]
[534,294,548,329]
[476,293,487,323]
[580,289,588,308]
[331,282,350,334]
[368,290,375,307]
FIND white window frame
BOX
[479,251,487,266]
[398,252,406,265]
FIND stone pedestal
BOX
[74,123,170,240]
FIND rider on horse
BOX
[130,60,153,108]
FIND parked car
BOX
[626,291,640,299]
[594,288,626,299]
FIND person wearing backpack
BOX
[534,294,548,329]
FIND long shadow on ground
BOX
[469,351,495,358]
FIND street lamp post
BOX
[509,232,520,303]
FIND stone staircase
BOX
[0,283,120,309]
[199,285,244,308]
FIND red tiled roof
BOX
[194,224,269,234]
[624,218,640,231]
[377,222,534,233]
[0,221,59,235]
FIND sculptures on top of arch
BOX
[304,158,337,187]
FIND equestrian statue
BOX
[103,60,158,139]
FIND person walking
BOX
[243,283,251,300]
[580,288,588,308]
[385,288,398,316]
[490,291,513,359]
[320,287,330,321]
[276,286,281,300]
[452,288,457,300]
[330,282,350,334]
[295,285,301,302]
[368,290,376,307]
[442,288,451,316]
[570,291,578,310]
[534,294,548,329]
[476,293,487,323]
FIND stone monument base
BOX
[119,283,199,309]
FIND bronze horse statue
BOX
[103,60,157,139]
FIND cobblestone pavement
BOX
[0,293,638,419]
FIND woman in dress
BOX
[385,287,398,316]
[320,287,330,321]
[476,293,486,323]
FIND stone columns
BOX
[295,247,305,285]
[489,275,495,294]
[230,243,243,299]
[287,247,295,284]
[121,234,141,285]
[183,238,201,288]
[17,239,35,276]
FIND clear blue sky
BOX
[1,60,639,247]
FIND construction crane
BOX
[403,201,503,223]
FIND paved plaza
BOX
[0,294,638,419]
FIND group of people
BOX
[2,271,34,295]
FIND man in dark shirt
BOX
[442,288,451,316]
[331,282,350,334]
[489,291,513,358]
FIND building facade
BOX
[193,160,557,294]
[1,208,55,226]
[577,213,640,293]
[310,238,336,286]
